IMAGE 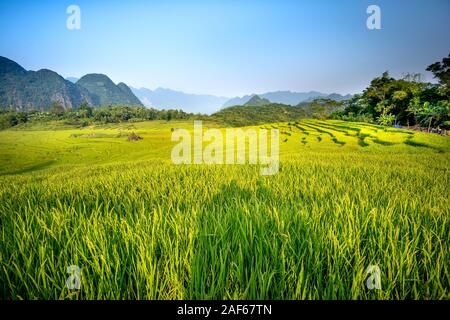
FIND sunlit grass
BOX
[0,119,449,299]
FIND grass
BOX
[0,119,449,299]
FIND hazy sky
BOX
[0,0,449,97]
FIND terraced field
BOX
[0,119,449,299]
[273,120,444,151]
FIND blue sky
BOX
[0,0,449,97]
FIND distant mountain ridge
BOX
[131,87,352,113]
[224,91,352,108]
[0,56,142,110]
[66,77,79,83]
[0,56,352,112]
[303,92,353,102]
[130,87,228,114]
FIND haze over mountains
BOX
[66,77,79,83]
[130,87,229,114]
[1,56,352,113]
[132,88,352,113]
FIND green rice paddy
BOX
[0,120,448,299]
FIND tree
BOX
[49,101,65,117]
[77,102,93,118]
[417,101,450,131]
[363,71,394,117]
[426,53,450,88]
[377,113,395,126]
[402,72,424,83]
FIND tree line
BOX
[0,104,204,130]
[332,53,450,130]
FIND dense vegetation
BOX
[0,104,200,130]
[209,103,308,127]
[333,54,450,129]
[210,99,344,127]
[243,95,271,106]
[1,99,345,130]
[0,119,448,299]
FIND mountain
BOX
[326,93,352,101]
[130,87,228,114]
[117,82,142,104]
[0,56,142,110]
[211,103,307,127]
[0,56,26,75]
[0,56,92,110]
[296,98,345,117]
[259,91,327,105]
[0,56,352,112]
[222,91,326,107]
[212,98,346,127]
[243,95,271,106]
[66,77,79,83]
[76,74,142,106]
[130,87,352,113]
[303,93,352,102]
[222,91,352,108]
[221,95,253,108]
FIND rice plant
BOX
[0,120,449,299]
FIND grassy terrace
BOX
[0,119,449,299]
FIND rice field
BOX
[0,119,449,299]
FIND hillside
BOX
[222,91,352,107]
[77,74,142,106]
[211,99,344,126]
[211,103,307,126]
[304,93,353,102]
[0,56,93,110]
[296,98,345,117]
[129,88,351,113]
[243,95,271,106]
[0,56,143,111]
